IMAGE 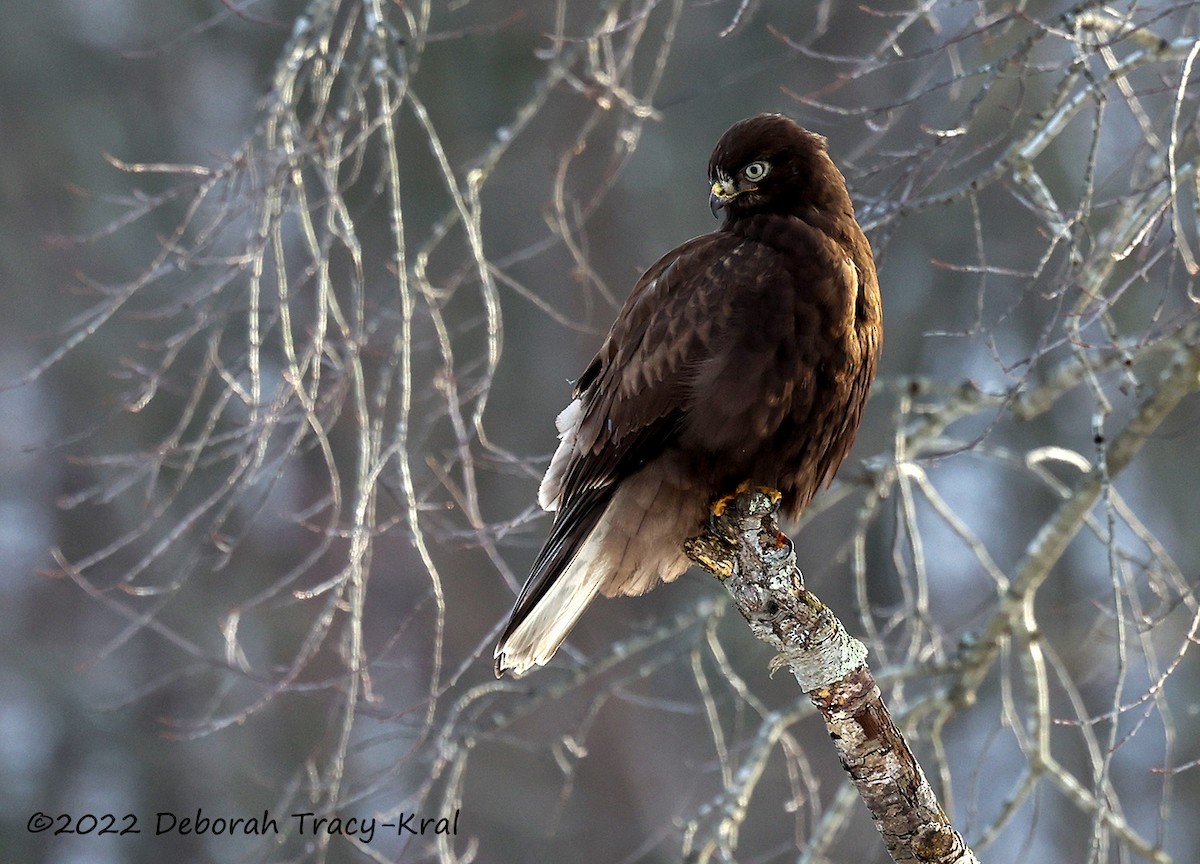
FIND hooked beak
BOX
[709,179,737,218]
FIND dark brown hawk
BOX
[495,114,881,677]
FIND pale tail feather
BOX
[494,504,611,676]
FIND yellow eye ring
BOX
[742,161,769,181]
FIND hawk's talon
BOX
[710,480,752,519]
[756,485,783,506]
[710,482,783,521]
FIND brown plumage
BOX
[495,114,882,676]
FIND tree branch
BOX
[686,491,979,864]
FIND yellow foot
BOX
[710,482,782,517]
[710,480,750,518]
[757,485,783,506]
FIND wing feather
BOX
[556,232,747,503]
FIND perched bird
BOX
[495,114,881,677]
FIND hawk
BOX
[495,114,881,677]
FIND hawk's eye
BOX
[742,161,769,182]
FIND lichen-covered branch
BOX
[686,491,978,864]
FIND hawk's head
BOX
[708,114,853,221]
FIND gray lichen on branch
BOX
[686,489,979,864]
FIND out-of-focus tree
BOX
[8,1,1200,862]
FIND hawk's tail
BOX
[494,487,614,677]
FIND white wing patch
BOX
[537,397,583,511]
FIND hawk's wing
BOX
[560,233,740,501]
